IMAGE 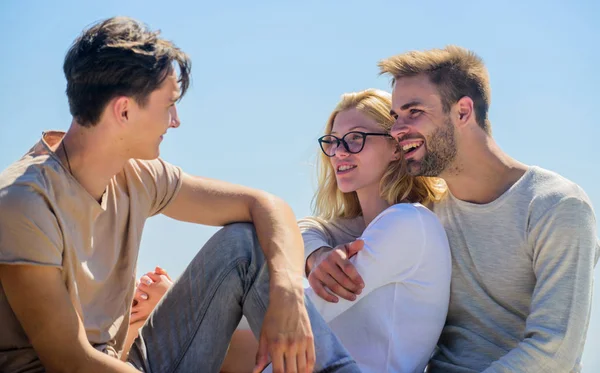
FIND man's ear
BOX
[112,96,130,125]
[455,96,474,128]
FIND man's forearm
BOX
[249,193,305,286]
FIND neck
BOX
[356,184,391,226]
[441,131,528,204]
[58,121,130,201]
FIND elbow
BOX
[250,191,291,215]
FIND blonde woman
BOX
[300,88,451,373]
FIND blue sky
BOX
[1,0,598,370]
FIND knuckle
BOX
[270,338,284,350]
[330,283,343,293]
[342,262,354,273]
[314,266,326,277]
[286,337,297,348]
[321,259,333,269]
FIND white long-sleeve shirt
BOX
[300,203,452,373]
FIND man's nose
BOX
[390,121,409,141]
[170,105,180,128]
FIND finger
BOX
[337,259,364,290]
[323,258,362,294]
[130,311,144,324]
[253,335,270,373]
[134,289,149,301]
[146,271,163,282]
[157,274,173,286]
[284,349,298,373]
[139,275,153,286]
[155,266,171,279]
[308,273,338,303]
[345,239,364,257]
[316,269,357,301]
[269,343,285,373]
[296,351,307,373]
[306,337,315,373]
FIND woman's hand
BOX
[130,266,173,324]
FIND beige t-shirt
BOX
[0,131,182,372]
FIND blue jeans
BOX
[127,223,358,373]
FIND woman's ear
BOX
[391,143,402,161]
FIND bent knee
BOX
[218,222,257,241]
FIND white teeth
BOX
[338,165,356,171]
[402,142,422,152]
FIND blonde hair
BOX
[378,45,492,134]
[313,88,446,220]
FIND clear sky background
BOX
[1,0,598,370]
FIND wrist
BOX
[270,270,305,288]
[305,246,332,276]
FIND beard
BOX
[407,116,457,177]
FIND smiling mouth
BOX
[337,164,357,173]
[401,140,424,157]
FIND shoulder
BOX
[119,158,183,197]
[361,203,444,250]
[299,215,364,235]
[0,157,60,215]
[123,158,182,179]
[527,166,594,222]
[528,166,589,200]
[368,203,443,232]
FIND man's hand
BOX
[307,240,365,303]
[254,281,315,373]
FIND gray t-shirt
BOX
[429,166,599,373]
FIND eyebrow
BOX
[330,126,371,135]
[390,100,423,117]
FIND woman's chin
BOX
[337,182,357,194]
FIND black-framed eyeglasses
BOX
[318,131,393,157]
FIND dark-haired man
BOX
[0,17,358,373]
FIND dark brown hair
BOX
[63,16,191,127]
[379,45,491,134]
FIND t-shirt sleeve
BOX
[0,185,63,267]
[128,158,183,217]
[483,195,600,373]
[306,204,428,322]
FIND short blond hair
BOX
[378,45,492,134]
[313,89,446,220]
